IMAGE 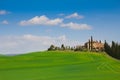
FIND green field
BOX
[0,51,120,80]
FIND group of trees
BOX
[104,41,120,59]
[48,44,86,51]
[48,44,66,51]
[48,40,120,60]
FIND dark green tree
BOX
[48,44,55,51]
[104,41,120,60]
[61,44,65,50]
[91,36,93,51]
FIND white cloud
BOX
[0,10,10,15]
[1,20,9,24]
[0,35,81,55]
[19,14,92,30]
[19,15,63,26]
[61,22,91,30]
[65,12,84,19]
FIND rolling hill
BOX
[0,51,120,80]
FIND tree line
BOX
[48,40,120,60]
[48,44,87,51]
[104,41,120,60]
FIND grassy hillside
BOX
[0,51,120,80]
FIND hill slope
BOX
[0,51,120,80]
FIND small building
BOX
[84,36,104,51]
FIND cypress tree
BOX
[91,36,93,51]
[88,39,90,50]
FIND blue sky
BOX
[0,0,120,54]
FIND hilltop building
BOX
[48,36,104,52]
[84,36,104,51]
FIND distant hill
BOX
[0,51,120,80]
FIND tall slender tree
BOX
[88,39,90,50]
[91,36,93,51]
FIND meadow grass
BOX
[0,51,120,80]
